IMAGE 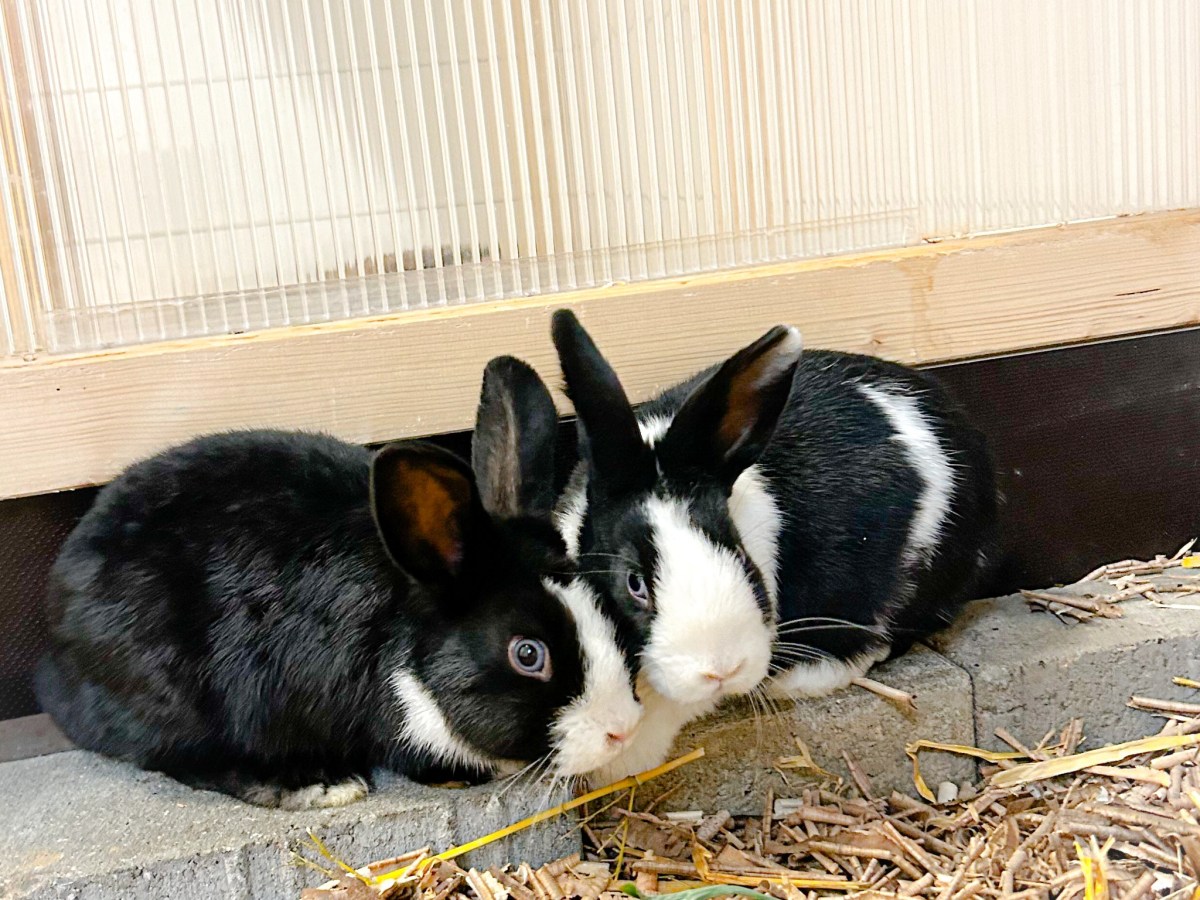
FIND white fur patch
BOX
[767,646,890,698]
[639,415,673,477]
[754,327,804,386]
[587,677,713,785]
[279,777,369,810]
[637,415,674,448]
[546,579,644,777]
[554,464,589,559]
[857,384,955,565]
[241,776,370,809]
[390,670,498,773]
[641,496,773,704]
[728,464,782,611]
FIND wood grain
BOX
[1,210,1198,499]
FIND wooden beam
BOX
[1,210,1198,500]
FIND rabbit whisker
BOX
[775,615,883,632]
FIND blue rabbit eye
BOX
[508,637,551,680]
[627,572,650,607]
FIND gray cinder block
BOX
[930,577,1200,753]
[653,645,976,814]
[2,751,573,900]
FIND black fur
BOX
[36,358,589,805]
[752,351,997,662]
[473,356,560,520]
[551,310,656,499]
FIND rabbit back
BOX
[756,351,997,666]
[38,430,406,785]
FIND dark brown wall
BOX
[1,326,1196,721]
[933,326,1200,593]
[0,490,96,720]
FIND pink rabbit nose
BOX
[703,661,745,684]
[605,731,629,744]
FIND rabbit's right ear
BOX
[657,325,802,484]
[551,310,654,496]
[472,355,558,520]
[371,443,479,582]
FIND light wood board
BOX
[2,210,1198,500]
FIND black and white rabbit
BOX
[551,310,997,770]
[36,355,642,809]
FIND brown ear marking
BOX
[371,443,477,581]
[389,456,471,571]
[717,326,803,454]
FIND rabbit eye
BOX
[626,572,651,607]
[735,546,749,566]
[508,637,551,681]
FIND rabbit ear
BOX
[371,442,480,582]
[472,355,558,520]
[551,309,655,496]
[658,325,802,483]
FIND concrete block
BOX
[654,645,975,815]
[446,777,582,869]
[3,751,574,900]
[40,852,248,900]
[11,569,1196,897]
[930,574,1200,754]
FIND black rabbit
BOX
[36,356,643,808]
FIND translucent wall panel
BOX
[1,0,1198,356]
